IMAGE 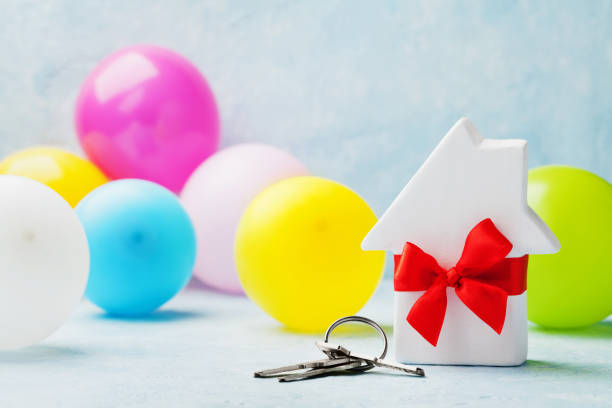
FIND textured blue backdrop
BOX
[1,4,611,405]
[1,0,611,214]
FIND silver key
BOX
[316,340,425,377]
[253,315,425,383]
[278,360,366,382]
[254,356,354,378]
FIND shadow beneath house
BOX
[518,359,612,379]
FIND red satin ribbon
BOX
[393,218,528,347]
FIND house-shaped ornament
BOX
[362,118,560,366]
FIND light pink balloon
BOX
[180,144,309,294]
[75,45,220,193]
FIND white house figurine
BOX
[362,118,560,366]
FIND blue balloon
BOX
[76,179,196,315]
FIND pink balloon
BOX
[180,144,309,294]
[75,45,220,193]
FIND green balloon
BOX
[527,165,612,328]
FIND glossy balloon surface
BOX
[235,176,385,332]
[527,165,612,328]
[75,45,219,193]
[0,176,89,349]
[0,146,108,207]
[181,144,309,294]
[77,179,196,315]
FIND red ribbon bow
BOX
[394,218,528,347]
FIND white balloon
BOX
[0,175,89,349]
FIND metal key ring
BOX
[323,316,388,372]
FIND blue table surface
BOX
[1,279,610,408]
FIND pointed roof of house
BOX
[362,118,559,268]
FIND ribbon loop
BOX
[393,218,528,346]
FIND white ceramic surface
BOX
[363,118,560,365]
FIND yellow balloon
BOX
[0,146,108,207]
[235,176,385,332]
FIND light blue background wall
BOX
[1,0,611,214]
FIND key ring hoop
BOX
[324,315,388,360]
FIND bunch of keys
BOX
[254,316,425,382]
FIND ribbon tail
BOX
[407,281,447,346]
[455,278,508,334]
